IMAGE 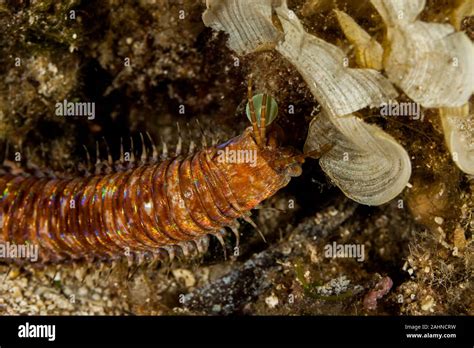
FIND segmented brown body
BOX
[0,127,299,263]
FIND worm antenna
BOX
[260,93,268,144]
[246,94,278,139]
[299,143,334,161]
[247,75,263,147]
[274,143,334,168]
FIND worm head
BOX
[244,91,331,179]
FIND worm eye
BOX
[245,93,278,127]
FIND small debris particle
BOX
[172,269,196,288]
[317,276,351,296]
[453,226,467,251]
[265,293,279,309]
[420,295,435,312]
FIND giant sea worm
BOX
[0,80,329,264]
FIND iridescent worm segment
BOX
[0,85,319,264]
